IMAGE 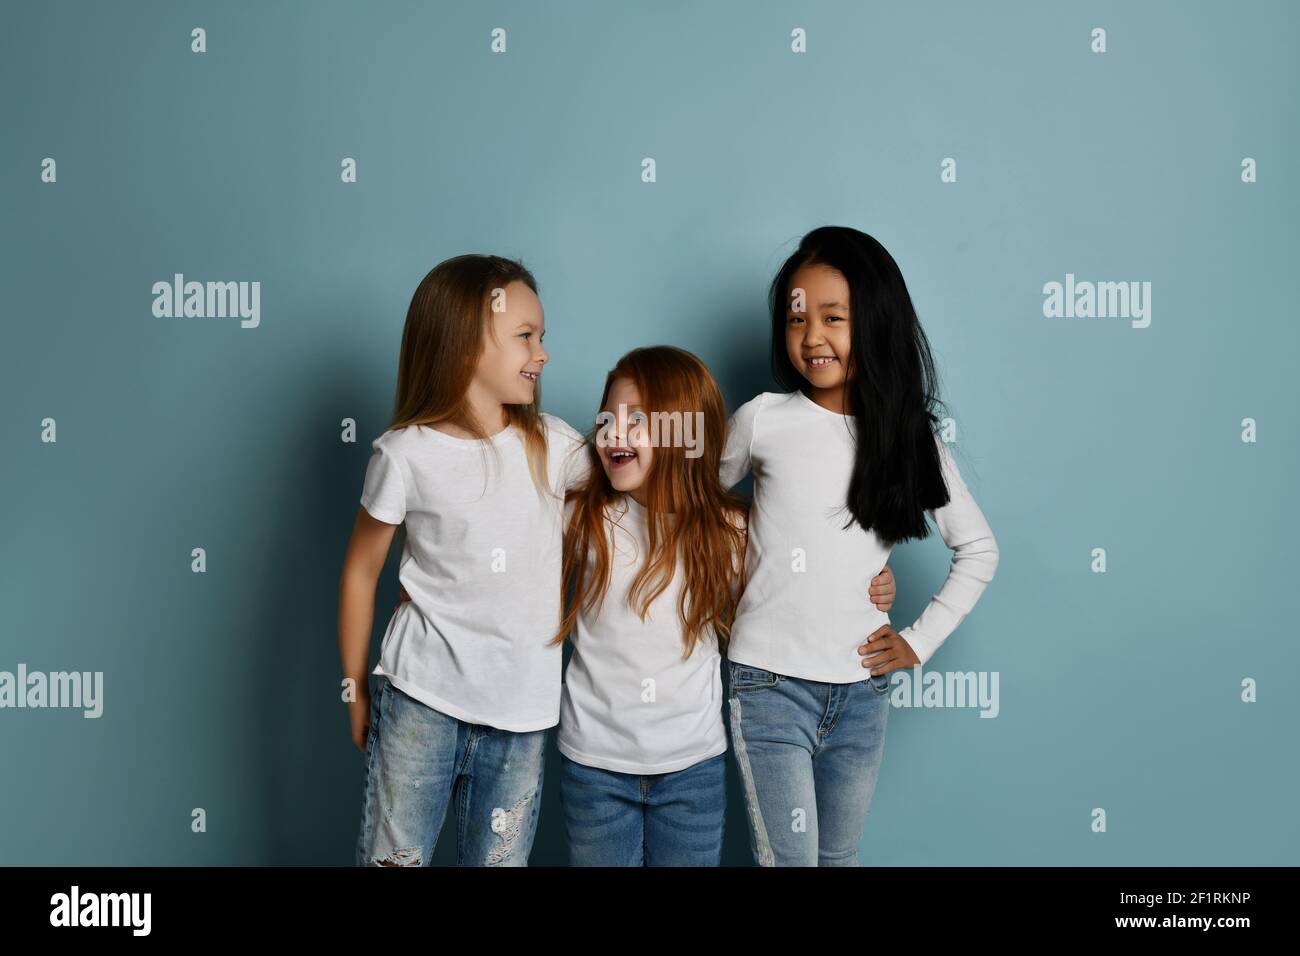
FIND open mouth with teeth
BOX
[520,370,539,383]
[805,356,837,368]
[608,448,639,468]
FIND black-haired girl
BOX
[721,226,1000,865]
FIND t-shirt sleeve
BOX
[359,437,407,525]
[549,415,593,493]
[896,437,999,666]
[720,394,763,489]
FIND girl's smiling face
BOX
[785,262,853,403]
[472,279,549,408]
[597,375,654,503]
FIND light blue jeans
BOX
[559,753,726,866]
[726,660,891,866]
[355,677,546,866]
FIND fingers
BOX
[861,653,888,670]
[864,655,898,675]
[869,564,896,612]
[859,645,897,670]
[858,625,897,658]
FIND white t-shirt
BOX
[359,413,589,732]
[720,390,999,682]
[557,495,729,775]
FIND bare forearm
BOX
[338,565,380,685]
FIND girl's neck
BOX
[433,395,509,440]
[805,384,849,415]
[620,488,676,520]
[471,397,510,432]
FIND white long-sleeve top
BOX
[720,390,999,681]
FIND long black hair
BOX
[769,226,950,545]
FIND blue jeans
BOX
[726,660,891,866]
[559,753,726,866]
[355,677,546,866]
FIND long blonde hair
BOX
[387,254,549,495]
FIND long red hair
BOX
[551,346,748,658]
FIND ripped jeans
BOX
[726,661,891,866]
[355,677,546,867]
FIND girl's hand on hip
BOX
[858,624,919,675]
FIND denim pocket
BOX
[729,662,781,692]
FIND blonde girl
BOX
[338,254,585,867]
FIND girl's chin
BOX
[603,469,643,492]
[803,367,845,386]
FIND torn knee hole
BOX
[486,793,532,865]
[373,846,421,867]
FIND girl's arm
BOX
[338,506,399,751]
[720,394,764,489]
[548,414,594,493]
[896,440,999,665]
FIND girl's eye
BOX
[518,332,531,340]
[787,315,804,325]
[628,411,647,425]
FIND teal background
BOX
[3,0,1297,865]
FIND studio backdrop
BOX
[3,0,1296,865]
